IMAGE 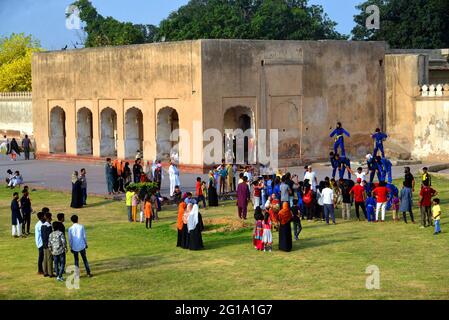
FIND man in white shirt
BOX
[68,215,92,277]
[35,211,45,275]
[322,181,336,225]
[304,166,318,192]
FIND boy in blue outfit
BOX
[330,122,350,157]
[372,128,388,158]
[365,192,376,222]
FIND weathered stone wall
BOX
[413,98,449,161]
[201,40,386,166]
[0,92,33,136]
[32,41,203,164]
[384,54,427,158]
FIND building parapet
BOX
[420,84,449,97]
[0,92,32,100]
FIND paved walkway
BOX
[1,153,443,197]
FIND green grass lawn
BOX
[1,176,448,300]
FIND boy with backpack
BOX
[48,221,67,281]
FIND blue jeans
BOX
[107,178,114,193]
[324,204,335,224]
[53,253,66,278]
[435,220,441,233]
[127,206,132,222]
[82,188,87,205]
[73,249,91,275]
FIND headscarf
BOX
[183,203,192,224]
[177,202,187,231]
[187,204,200,232]
[71,171,78,184]
[278,202,292,225]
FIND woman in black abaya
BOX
[70,171,83,209]
[187,204,204,250]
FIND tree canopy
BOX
[158,0,347,41]
[352,0,449,49]
[71,0,158,47]
[0,33,42,92]
[72,0,346,47]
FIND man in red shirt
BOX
[419,181,438,228]
[195,177,206,209]
[350,178,367,221]
[373,181,390,222]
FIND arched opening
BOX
[77,107,93,155]
[49,106,66,154]
[156,107,179,161]
[100,107,118,157]
[125,107,143,159]
[223,106,255,164]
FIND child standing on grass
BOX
[253,207,264,251]
[365,192,376,223]
[150,192,159,221]
[144,195,152,229]
[125,187,134,223]
[291,199,302,240]
[262,212,273,252]
[48,221,67,282]
[131,191,139,223]
[432,198,442,235]
[392,194,400,222]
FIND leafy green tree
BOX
[0,33,42,92]
[71,0,158,47]
[352,0,449,49]
[158,0,347,41]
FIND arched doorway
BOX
[77,107,93,155]
[156,107,179,161]
[49,106,66,153]
[100,107,117,157]
[223,106,255,164]
[125,107,143,159]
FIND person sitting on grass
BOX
[68,215,92,278]
[432,198,442,235]
[48,221,67,282]
[8,171,23,189]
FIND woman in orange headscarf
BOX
[278,202,293,252]
[177,201,187,247]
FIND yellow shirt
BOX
[126,191,134,206]
[432,205,441,221]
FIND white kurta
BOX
[168,165,181,196]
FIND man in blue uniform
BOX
[329,152,339,179]
[372,128,388,158]
[366,154,381,183]
[336,154,351,180]
[381,157,393,184]
[330,122,350,157]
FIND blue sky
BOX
[0,0,361,50]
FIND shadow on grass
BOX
[83,200,115,209]
[292,235,363,252]
[204,234,252,250]
[88,255,164,276]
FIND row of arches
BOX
[49,106,179,159]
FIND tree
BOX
[0,33,42,92]
[352,0,449,49]
[71,0,159,47]
[157,0,347,41]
